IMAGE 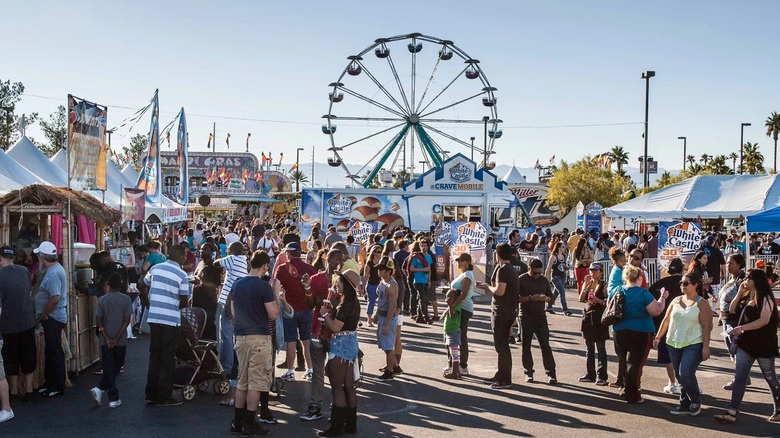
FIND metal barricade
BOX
[750,254,780,270]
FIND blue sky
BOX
[5,0,780,180]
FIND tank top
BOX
[736,297,780,358]
[376,278,397,314]
[666,297,703,348]
[552,254,567,278]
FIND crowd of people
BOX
[0,217,779,434]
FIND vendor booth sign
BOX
[450,221,487,283]
[68,95,108,191]
[123,188,146,222]
[348,221,375,244]
[658,221,702,276]
[585,201,602,235]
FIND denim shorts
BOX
[376,315,397,351]
[445,331,461,347]
[328,332,358,362]
[283,310,313,342]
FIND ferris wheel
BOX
[323,32,502,187]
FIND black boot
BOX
[344,406,357,434]
[319,406,345,437]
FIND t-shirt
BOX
[648,275,684,330]
[517,273,553,321]
[450,270,475,313]
[144,260,191,326]
[230,276,275,336]
[490,263,519,316]
[324,232,344,247]
[0,264,36,334]
[342,258,360,274]
[96,292,133,346]
[567,235,581,251]
[255,237,277,257]
[607,265,623,294]
[217,255,248,305]
[224,233,240,246]
[702,245,726,283]
[145,252,167,267]
[443,303,461,334]
[36,263,68,324]
[250,224,266,250]
[275,258,317,310]
[393,250,410,279]
[411,254,430,284]
[610,286,656,333]
[334,298,360,332]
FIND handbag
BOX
[601,288,626,326]
[727,303,749,356]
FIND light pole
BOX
[482,116,489,169]
[295,147,304,191]
[419,160,427,173]
[739,122,751,174]
[677,136,686,172]
[470,136,475,162]
[641,71,655,189]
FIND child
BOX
[91,272,133,408]
[442,288,462,379]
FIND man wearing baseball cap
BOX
[34,241,68,397]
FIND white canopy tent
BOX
[7,137,69,187]
[0,148,47,188]
[0,173,22,196]
[121,164,139,186]
[501,165,527,184]
[603,175,780,220]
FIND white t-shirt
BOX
[256,237,276,257]
[224,233,240,247]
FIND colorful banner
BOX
[136,90,160,202]
[585,201,603,236]
[123,188,146,222]
[450,221,487,284]
[67,95,108,190]
[657,221,702,277]
[175,108,188,205]
[348,221,375,245]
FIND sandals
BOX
[219,399,235,407]
[444,371,461,380]
[769,410,780,422]
[714,410,737,424]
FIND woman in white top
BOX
[445,253,475,376]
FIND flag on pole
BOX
[261,152,267,165]
[246,133,251,152]
[226,133,231,149]
[175,108,189,205]
[534,159,540,169]
[242,168,250,183]
[267,152,273,169]
[136,89,161,203]
[166,131,171,148]
[278,152,283,165]
[207,133,213,149]
[289,163,298,173]
[549,155,555,164]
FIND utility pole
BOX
[212,122,216,154]
[641,70,655,190]
[295,147,304,191]
[470,136,475,162]
[482,116,489,168]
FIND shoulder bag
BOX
[601,287,626,326]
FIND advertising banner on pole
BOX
[136,90,161,202]
[123,188,146,222]
[67,95,108,190]
[450,221,488,284]
[576,201,585,231]
[585,201,603,236]
[175,108,189,205]
[657,221,702,277]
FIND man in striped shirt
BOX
[143,245,191,406]
[216,242,248,394]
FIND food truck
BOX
[300,154,533,281]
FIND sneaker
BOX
[515,335,522,343]
[525,375,534,383]
[460,367,469,376]
[0,410,14,423]
[90,387,102,406]
[670,406,691,416]
[769,410,780,422]
[157,398,183,406]
[608,381,623,388]
[490,381,511,390]
[548,376,558,385]
[663,383,680,395]
[564,311,573,317]
[37,387,49,394]
[392,366,403,375]
[281,371,296,381]
[689,403,701,417]
[109,399,122,409]
[276,362,287,369]
[257,412,278,424]
[579,376,596,383]
[375,371,394,381]
[300,406,323,421]
[241,421,271,436]
[546,309,555,314]
[45,390,63,397]
[303,370,313,381]
[595,379,608,386]
[92,368,103,375]
[442,367,452,375]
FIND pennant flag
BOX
[175,108,189,204]
[278,152,283,165]
[226,133,231,149]
[289,163,298,173]
[549,155,555,164]
[534,159,540,169]
[242,168,250,183]
[166,131,171,148]
[136,89,161,203]
[268,152,273,167]
[261,152,267,165]
[207,133,213,149]
[254,168,263,183]
[246,133,251,152]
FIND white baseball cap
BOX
[33,241,57,256]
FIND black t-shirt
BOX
[282,233,301,246]
[251,224,266,250]
[517,273,552,320]
[0,264,37,333]
[100,262,129,294]
[230,276,275,336]
[363,261,381,286]
[648,275,684,330]
[702,245,726,282]
[491,263,519,316]
[335,297,361,331]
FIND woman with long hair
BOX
[719,253,749,390]
[361,246,382,328]
[318,269,361,436]
[307,240,324,266]
[381,240,395,258]
[714,269,780,424]
[545,241,571,316]
[654,273,712,416]
[578,263,609,385]
[687,251,711,298]
[573,238,593,293]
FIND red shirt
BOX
[276,257,317,310]
[310,272,335,338]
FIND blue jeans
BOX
[547,276,568,312]
[667,343,703,407]
[216,304,234,375]
[99,346,126,401]
[366,284,378,316]
[729,346,780,412]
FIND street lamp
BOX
[677,136,687,172]
[641,70,655,189]
[295,147,304,191]
[419,160,427,173]
[739,122,751,174]
[470,136,475,162]
[482,116,489,169]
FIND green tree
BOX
[729,152,739,174]
[547,157,632,210]
[706,154,732,175]
[0,79,39,150]
[393,169,411,188]
[290,169,309,189]
[609,145,629,172]
[765,111,780,173]
[363,171,381,189]
[114,133,149,170]
[742,142,765,174]
[700,153,711,165]
[38,105,67,157]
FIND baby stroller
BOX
[175,307,231,401]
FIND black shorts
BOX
[1,327,37,375]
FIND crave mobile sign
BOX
[68,95,108,190]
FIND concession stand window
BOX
[443,205,482,223]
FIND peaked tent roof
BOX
[7,136,68,187]
[501,165,527,184]
[0,148,46,187]
[603,174,780,220]
[121,165,139,187]
[51,149,67,172]
[0,173,22,196]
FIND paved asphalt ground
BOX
[5,288,780,438]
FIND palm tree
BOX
[700,153,712,165]
[729,152,738,174]
[742,142,765,174]
[766,112,780,173]
[290,170,309,189]
[686,154,696,169]
[610,146,629,172]
[708,155,732,175]
[393,169,410,188]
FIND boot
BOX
[344,406,357,434]
[319,406,345,437]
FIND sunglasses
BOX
[630,255,642,261]
[679,281,692,286]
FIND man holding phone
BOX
[517,258,557,384]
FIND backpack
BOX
[601,287,626,326]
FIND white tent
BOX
[0,173,22,196]
[45,146,122,209]
[603,174,780,220]
[501,165,527,184]
[8,136,68,186]
[121,165,139,186]
[0,148,46,187]
[50,149,67,175]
